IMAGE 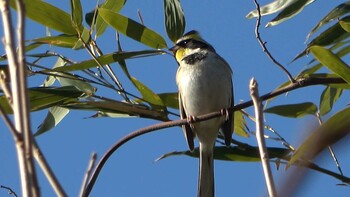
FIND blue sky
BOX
[1,0,350,196]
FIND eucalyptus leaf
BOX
[158,92,179,109]
[70,0,83,33]
[234,110,249,137]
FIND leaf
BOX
[158,92,179,109]
[156,146,290,162]
[130,76,166,111]
[310,46,350,84]
[164,0,185,42]
[64,100,169,121]
[35,106,70,136]
[289,107,350,166]
[0,86,83,113]
[319,86,343,116]
[246,0,294,18]
[85,0,126,36]
[70,0,83,33]
[10,0,76,34]
[234,110,249,137]
[266,0,315,27]
[29,34,81,49]
[49,50,165,72]
[98,8,167,49]
[339,19,350,33]
[265,102,317,118]
[306,2,350,41]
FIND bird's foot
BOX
[220,108,230,121]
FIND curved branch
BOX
[82,76,346,196]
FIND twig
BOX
[253,0,295,83]
[0,0,39,196]
[316,113,344,176]
[79,153,97,197]
[33,140,68,197]
[82,76,346,196]
[0,185,18,197]
[250,78,277,197]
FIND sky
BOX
[1,0,350,196]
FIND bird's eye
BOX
[178,40,189,47]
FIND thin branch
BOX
[316,112,344,176]
[250,78,277,197]
[82,76,346,196]
[0,185,18,197]
[79,153,97,197]
[33,140,67,197]
[253,0,295,83]
[0,0,39,196]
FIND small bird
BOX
[170,30,234,197]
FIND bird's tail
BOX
[198,143,214,197]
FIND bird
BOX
[170,30,234,197]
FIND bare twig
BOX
[250,78,277,197]
[33,141,67,197]
[82,76,346,196]
[0,0,39,196]
[1,185,18,197]
[253,0,295,83]
[316,113,344,176]
[79,153,97,197]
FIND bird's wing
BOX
[221,80,234,147]
[179,92,195,151]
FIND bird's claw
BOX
[220,108,230,121]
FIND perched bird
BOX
[170,30,234,197]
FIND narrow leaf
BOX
[164,0,185,42]
[49,50,165,72]
[265,102,317,118]
[310,46,350,84]
[289,107,350,165]
[70,0,83,33]
[35,106,70,136]
[158,92,179,109]
[156,146,290,162]
[98,8,167,49]
[319,86,343,116]
[10,0,76,34]
[29,34,80,49]
[234,110,249,137]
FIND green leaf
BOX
[319,86,343,116]
[266,0,315,27]
[10,0,76,34]
[158,92,179,109]
[265,102,317,118]
[29,34,80,49]
[310,46,350,84]
[35,106,70,136]
[0,86,83,113]
[70,0,83,33]
[85,0,126,36]
[49,50,165,72]
[339,19,350,33]
[246,0,294,18]
[98,8,167,49]
[234,110,249,137]
[306,2,350,41]
[156,146,290,162]
[130,76,166,111]
[64,100,168,121]
[164,0,185,42]
[289,107,350,166]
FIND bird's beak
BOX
[169,45,178,54]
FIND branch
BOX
[250,78,276,196]
[253,0,295,83]
[82,76,346,196]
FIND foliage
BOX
[2,0,350,195]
